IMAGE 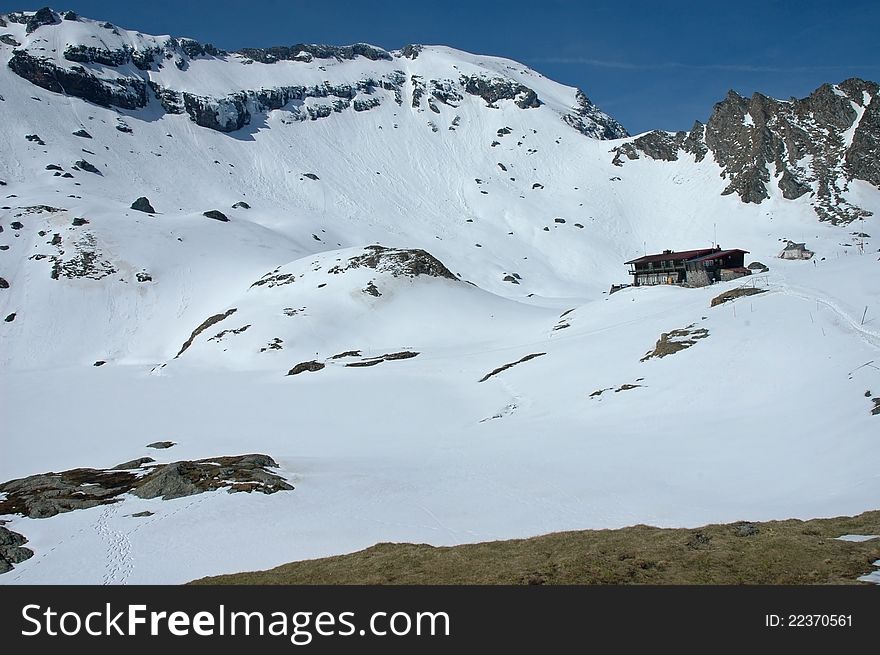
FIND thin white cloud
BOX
[528,57,879,73]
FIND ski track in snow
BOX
[775,283,880,350]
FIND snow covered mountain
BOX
[1,8,879,584]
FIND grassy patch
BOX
[641,325,708,362]
[190,511,880,585]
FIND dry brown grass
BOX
[190,511,880,585]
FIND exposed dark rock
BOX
[400,44,423,59]
[461,75,540,109]
[641,325,709,361]
[232,201,250,209]
[251,271,295,288]
[49,233,116,280]
[704,84,872,222]
[4,313,15,322]
[381,351,419,361]
[303,173,319,180]
[62,11,77,21]
[147,441,176,449]
[342,246,457,280]
[10,222,23,230]
[238,43,391,64]
[710,287,766,307]
[287,360,325,375]
[45,164,63,171]
[0,277,9,289]
[364,281,381,296]
[345,359,384,368]
[9,51,148,110]
[0,455,292,518]
[93,360,105,366]
[72,128,92,138]
[203,210,229,222]
[181,91,249,132]
[25,134,45,145]
[130,511,154,518]
[115,121,133,134]
[747,261,769,272]
[208,325,250,342]
[562,89,629,140]
[0,526,34,574]
[0,34,21,47]
[845,83,880,187]
[330,350,361,359]
[74,159,101,175]
[25,7,58,34]
[136,272,152,282]
[64,44,131,66]
[130,197,155,213]
[175,308,237,357]
[0,468,138,518]
[479,353,546,382]
[112,457,155,470]
[72,217,88,226]
[502,275,520,284]
[259,337,284,352]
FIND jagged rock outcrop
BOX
[0,454,293,519]
[0,526,34,574]
[611,78,880,223]
[461,75,541,109]
[238,43,390,64]
[25,6,58,34]
[8,50,149,109]
[338,246,457,280]
[612,122,707,165]
[563,89,629,140]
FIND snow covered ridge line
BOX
[0,8,627,138]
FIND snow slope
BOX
[1,10,878,584]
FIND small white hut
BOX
[778,241,814,260]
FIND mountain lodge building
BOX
[625,247,750,287]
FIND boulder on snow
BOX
[232,201,250,209]
[74,159,101,175]
[0,526,34,574]
[130,197,155,213]
[203,210,229,222]
[146,441,175,449]
[287,360,325,375]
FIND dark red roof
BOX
[688,248,749,263]
[625,248,718,265]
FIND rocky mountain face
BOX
[1,8,627,139]
[612,79,880,224]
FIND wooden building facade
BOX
[625,247,749,288]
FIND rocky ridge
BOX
[1,10,627,139]
[612,79,880,223]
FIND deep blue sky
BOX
[2,1,878,134]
